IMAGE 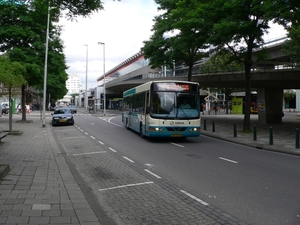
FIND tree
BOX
[0,0,114,121]
[200,49,244,74]
[283,25,300,66]
[0,1,64,121]
[199,0,274,131]
[142,0,211,81]
[0,55,27,131]
[201,50,242,114]
[283,89,296,109]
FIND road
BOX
[52,113,300,225]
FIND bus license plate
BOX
[171,134,182,137]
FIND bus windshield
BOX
[150,92,200,119]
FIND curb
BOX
[0,164,10,179]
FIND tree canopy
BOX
[0,1,68,112]
[0,0,113,121]
[141,0,300,131]
[142,0,211,81]
[0,55,26,89]
[283,25,300,66]
[0,54,27,131]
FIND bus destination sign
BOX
[155,83,191,91]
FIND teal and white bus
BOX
[122,80,201,138]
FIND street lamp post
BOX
[98,42,106,116]
[42,5,50,127]
[84,44,88,111]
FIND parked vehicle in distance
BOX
[51,108,74,126]
[1,102,9,108]
[1,105,8,114]
[68,104,77,113]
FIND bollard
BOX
[296,128,299,149]
[269,126,273,145]
[233,122,237,137]
[253,125,257,141]
[212,120,215,132]
[204,119,206,130]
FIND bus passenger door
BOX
[145,92,150,135]
[128,110,133,128]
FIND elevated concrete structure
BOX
[98,37,299,124]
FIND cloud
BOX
[59,0,159,89]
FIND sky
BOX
[59,0,159,90]
[59,1,287,90]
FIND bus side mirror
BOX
[146,105,151,114]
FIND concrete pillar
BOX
[296,90,300,115]
[258,88,283,124]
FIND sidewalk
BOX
[0,113,103,225]
[200,109,300,156]
[0,109,299,224]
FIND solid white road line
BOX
[219,157,238,164]
[99,181,154,192]
[61,136,86,139]
[180,190,209,206]
[73,151,107,156]
[99,117,124,128]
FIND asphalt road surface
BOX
[52,113,300,225]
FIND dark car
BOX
[51,108,74,126]
[68,104,77,113]
[1,105,8,114]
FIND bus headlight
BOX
[149,127,163,132]
[190,128,199,132]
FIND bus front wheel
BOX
[126,118,129,130]
[140,124,144,138]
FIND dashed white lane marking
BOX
[62,136,86,139]
[90,136,95,139]
[123,156,134,163]
[219,157,238,164]
[180,190,209,206]
[144,169,162,179]
[99,181,154,192]
[98,141,104,145]
[73,151,107,156]
[109,147,117,152]
[170,142,184,148]
[85,132,89,135]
